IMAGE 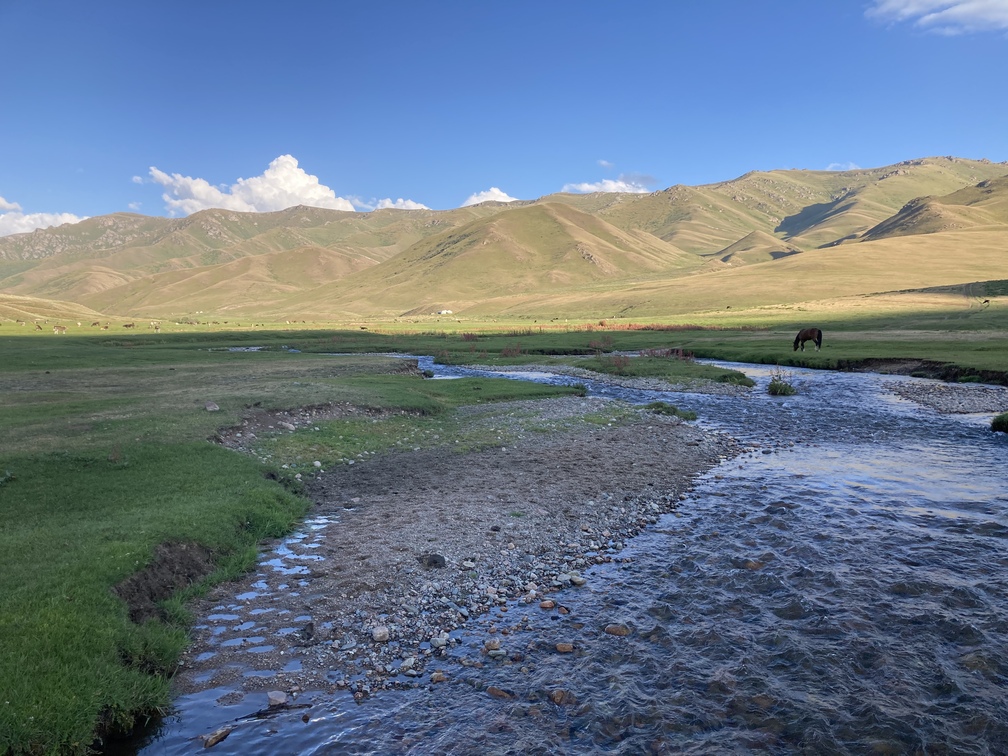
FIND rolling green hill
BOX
[1,156,1006,321]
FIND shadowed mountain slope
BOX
[863,174,1008,241]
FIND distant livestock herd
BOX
[8,319,162,332]
[3,319,283,331]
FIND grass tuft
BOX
[767,366,798,396]
[643,401,697,421]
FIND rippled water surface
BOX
[142,363,1008,754]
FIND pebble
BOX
[267,690,288,707]
[604,623,632,637]
[556,642,575,653]
[372,626,390,643]
[550,689,577,705]
[430,634,448,649]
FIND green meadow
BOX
[0,334,588,754]
[1,305,1007,754]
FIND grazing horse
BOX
[793,327,822,352]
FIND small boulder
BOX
[418,553,446,568]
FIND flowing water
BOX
[141,362,1008,755]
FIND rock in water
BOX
[202,726,232,747]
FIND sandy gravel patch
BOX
[885,380,1008,414]
[175,395,740,702]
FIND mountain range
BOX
[2,156,1007,322]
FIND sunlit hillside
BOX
[1,156,1006,322]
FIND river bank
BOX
[171,392,744,715]
[147,359,1008,754]
[171,364,1008,711]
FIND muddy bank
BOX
[172,395,742,705]
[837,357,1008,387]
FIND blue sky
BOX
[1,0,1006,235]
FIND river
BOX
[140,361,1008,755]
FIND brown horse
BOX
[793,327,822,352]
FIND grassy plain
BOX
[0,334,588,754]
[1,292,1007,753]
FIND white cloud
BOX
[561,176,651,194]
[597,159,615,169]
[866,0,1008,33]
[826,161,862,171]
[148,154,355,216]
[375,197,428,210]
[351,196,430,211]
[0,195,86,237]
[461,187,521,207]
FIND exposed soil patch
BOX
[211,400,408,447]
[113,541,215,623]
[838,357,1008,387]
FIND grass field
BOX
[0,336,591,754]
[1,304,1006,753]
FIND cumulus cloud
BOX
[597,159,615,169]
[351,196,430,211]
[461,187,521,207]
[148,154,355,216]
[561,175,652,194]
[866,0,1008,33]
[0,196,86,237]
[826,161,862,171]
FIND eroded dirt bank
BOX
[171,396,741,704]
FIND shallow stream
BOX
[141,362,1008,754]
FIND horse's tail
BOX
[816,329,823,349]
